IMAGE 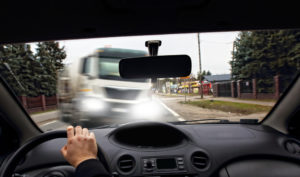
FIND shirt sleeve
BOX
[75,159,110,177]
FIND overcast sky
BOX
[36,31,239,75]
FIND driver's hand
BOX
[61,126,98,168]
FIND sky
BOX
[34,31,239,75]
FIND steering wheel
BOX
[0,130,110,177]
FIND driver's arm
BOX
[61,126,110,177]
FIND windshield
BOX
[99,58,120,78]
[0,30,299,131]
[99,58,149,82]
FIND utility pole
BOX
[197,33,203,99]
[231,41,235,79]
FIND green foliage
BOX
[35,41,67,96]
[0,44,28,95]
[197,70,212,80]
[0,41,66,97]
[231,30,300,93]
[17,44,39,96]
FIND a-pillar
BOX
[20,96,28,109]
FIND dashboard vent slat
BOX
[191,151,209,170]
[194,162,207,165]
[118,155,135,173]
[193,156,207,160]
[120,165,133,168]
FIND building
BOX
[204,74,231,83]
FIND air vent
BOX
[285,140,300,154]
[191,151,209,170]
[118,155,135,173]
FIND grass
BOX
[158,93,203,97]
[180,100,272,114]
[236,98,276,102]
[178,93,202,96]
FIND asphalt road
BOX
[33,95,270,131]
[34,97,181,131]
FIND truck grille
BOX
[104,87,141,100]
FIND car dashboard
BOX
[13,122,300,177]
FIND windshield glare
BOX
[0,30,299,131]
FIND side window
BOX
[82,57,92,74]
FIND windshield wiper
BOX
[2,62,25,91]
[170,118,259,125]
[94,118,260,128]
[94,123,120,129]
[170,118,231,125]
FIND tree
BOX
[230,31,253,80]
[35,41,66,96]
[0,44,26,95]
[17,44,42,96]
[231,30,300,92]
[44,41,66,71]
[197,70,212,81]
[0,41,67,97]
[36,42,57,96]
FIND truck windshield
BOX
[99,58,149,82]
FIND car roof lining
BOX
[0,0,300,44]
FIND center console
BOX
[142,157,186,174]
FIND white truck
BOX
[58,48,156,126]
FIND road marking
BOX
[177,117,186,121]
[154,97,180,117]
[42,120,57,126]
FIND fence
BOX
[213,82,232,97]
[239,80,254,99]
[240,80,253,93]
[213,75,287,100]
[19,95,58,113]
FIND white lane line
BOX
[42,120,57,126]
[177,117,186,121]
[154,97,180,117]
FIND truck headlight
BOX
[80,98,105,112]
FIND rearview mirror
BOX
[119,55,191,79]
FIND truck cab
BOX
[59,48,154,126]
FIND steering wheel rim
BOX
[0,130,110,177]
